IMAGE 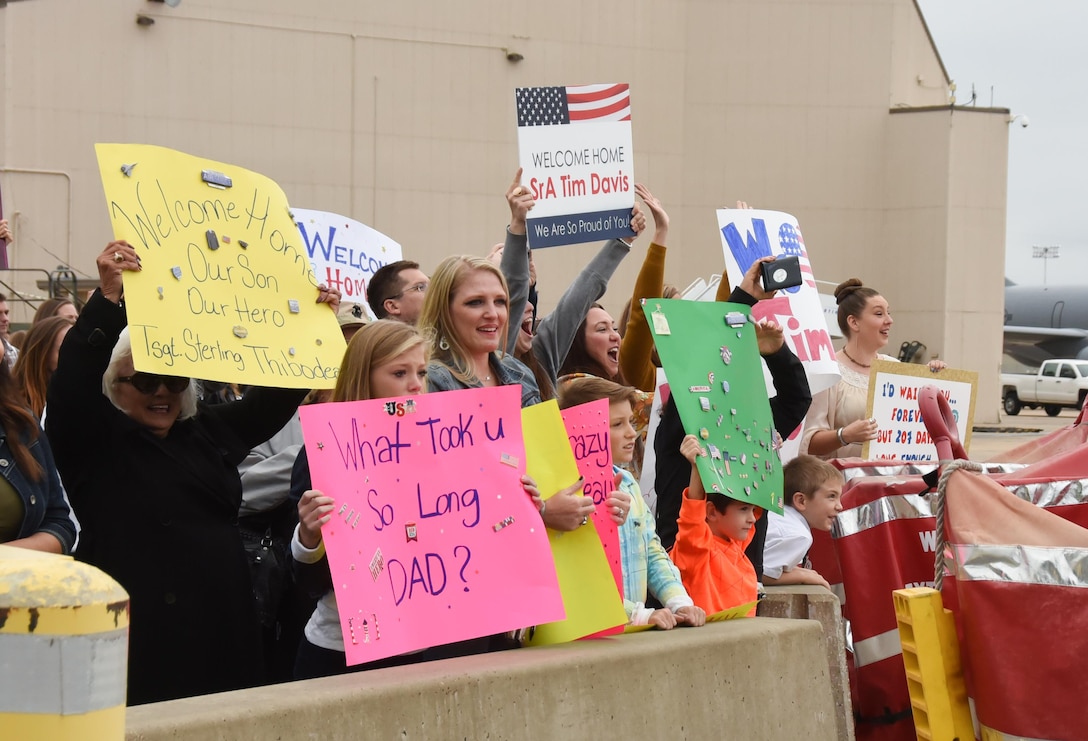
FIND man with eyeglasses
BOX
[366,260,429,325]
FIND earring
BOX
[439,336,450,351]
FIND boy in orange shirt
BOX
[670,434,762,616]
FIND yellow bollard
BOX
[894,587,973,741]
[0,544,129,740]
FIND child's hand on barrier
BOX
[796,567,831,590]
[648,608,678,630]
[674,605,707,627]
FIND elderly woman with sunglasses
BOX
[45,240,341,705]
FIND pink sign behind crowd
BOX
[299,386,565,665]
[561,400,623,609]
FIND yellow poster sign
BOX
[95,144,345,388]
[520,401,627,646]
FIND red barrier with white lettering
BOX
[808,389,1088,739]
[824,475,936,740]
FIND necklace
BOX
[842,348,871,368]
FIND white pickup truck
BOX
[1001,359,1088,416]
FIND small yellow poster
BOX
[95,143,345,388]
[521,401,627,645]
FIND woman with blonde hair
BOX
[291,320,433,678]
[291,319,575,674]
[13,315,73,419]
[419,254,542,407]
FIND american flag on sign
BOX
[516,84,631,127]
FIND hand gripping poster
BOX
[292,209,402,320]
[96,144,345,388]
[717,209,839,396]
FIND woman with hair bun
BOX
[800,278,943,459]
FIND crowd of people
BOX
[0,178,922,705]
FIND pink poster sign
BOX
[562,399,624,638]
[561,399,622,592]
[299,385,565,665]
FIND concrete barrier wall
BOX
[126,617,840,741]
[760,585,854,741]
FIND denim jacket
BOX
[426,353,542,407]
[0,420,77,553]
[615,466,691,624]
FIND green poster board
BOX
[642,299,784,514]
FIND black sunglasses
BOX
[116,372,190,394]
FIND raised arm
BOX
[46,241,140,495]
[725,259,813,438]
[500,169,535,357]
[205,281,341,457]
[534,237,634,382]
[619,184,669,391]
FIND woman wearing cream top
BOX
[801,279,944,459]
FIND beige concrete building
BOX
[0,0,1008,420]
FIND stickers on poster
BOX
[95,143,345,388]
[644,299,784,515]
[299,386,564,665]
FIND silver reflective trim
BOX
[852,628,902,668]
[840,462,1023,483]
[1008,478,1088,509]
[950,543,1088,588]
[832,492,934,538]
[980,724,1056,741]
[833,478,1088,539]
[830,583,846,606]
[0,629,127,714]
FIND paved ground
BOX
[968,407,1080,461]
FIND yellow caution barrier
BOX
[893,587,973,741]
[0,545,129,740]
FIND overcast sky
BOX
[917,1,1087,286]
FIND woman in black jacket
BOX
[46,240,339,705]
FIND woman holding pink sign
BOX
[291,320,590,678]
[291,320,463,678]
